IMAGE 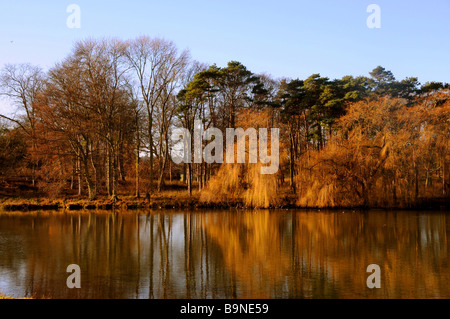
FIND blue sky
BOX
[1,0,449,114]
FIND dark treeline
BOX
[0,36,449,207]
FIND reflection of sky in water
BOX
[0,232,27,297]
[0,210,448,299]
[0,265,26,298]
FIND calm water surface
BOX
[0,209,449,299]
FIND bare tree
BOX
[126,36,190,195]
[0,63,45,187]
[37,39,135,200]
[73,39,132,200]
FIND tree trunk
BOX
[106,146,112,196]
[157,145,168,192]
[31,139,37,188]
[90,145,98,196]
[198,163,202,191]
[70,158,76,190]
[289,125,295,191]
[77,157,82,196]
[169,159,172,183]
[111,150,119,200]
[135,143,140,199]
[203,162,207,188]
[135,111,140,198]
[182,163,186,183]
[187,162,192,195]
[118,151,126,181]
[82,156,95,200]
[149,118,154,194]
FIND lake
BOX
[0,209,449,299]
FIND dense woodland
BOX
[0,36,449,208]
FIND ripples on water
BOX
[0,209,448,299]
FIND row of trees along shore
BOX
[0,36,449,208]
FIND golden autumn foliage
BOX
[200,109,286,208]
[200,162,282,208]
[1,48,448,210]
[296,95,450,208]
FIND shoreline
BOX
[0,195,448,212]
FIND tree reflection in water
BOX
[0,210,448,299]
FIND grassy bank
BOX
[0,189,448,212]
[0,190,201,212]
